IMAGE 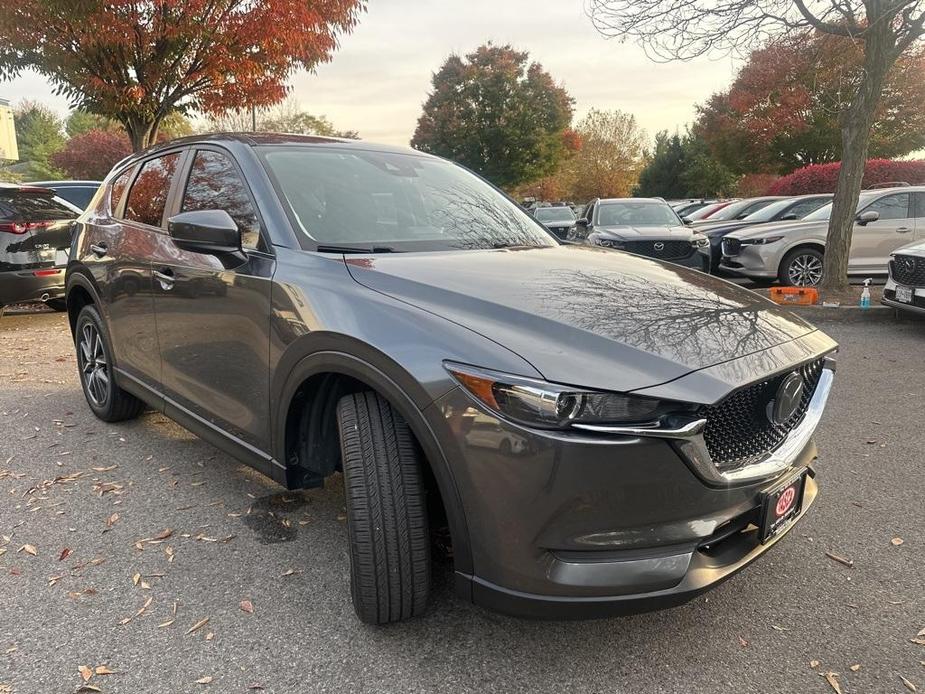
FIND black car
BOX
[0,183,79,311]
[65,134,837,624]
[696,195,832,273]
[28,180,102,211]
[532,205,576,240]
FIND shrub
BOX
[51,129,132,180]
[768,159,925,195]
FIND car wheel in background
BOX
[75,304,145,422]
[336,391,431,624]
[780,248,824,287]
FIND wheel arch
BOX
[273,337,473,575]
[65,269,104,339]
[778,242,826,279]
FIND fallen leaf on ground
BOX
[92,465,118,472]
[901,676,917,692]
[94,666,117,675]
[823,671,843,694]
[58,547,71,561]
[205,632,214,641]
[738,636,748,648]
[240,600,254,614]
[195,676,213,684]
[158,619,175,628]
[105,513,119,528]
[850,664,861,672]
[824,551,854,568]
[892,537,905,546]
[19,544,37,556]
[186,617,210,635]
[76,686,102,693]
[78,665,93,682]
[280,569,300,578]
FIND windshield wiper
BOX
[316,244,400,254]
[491,242,544,250]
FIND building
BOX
[0,97,19,161]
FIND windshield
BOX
[534,206,575,223]
[259,147,556,251]
[803,192,880,222]
[708,198,774,221]
[741,198,795,223]
[596,201,681,227]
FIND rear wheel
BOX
[75,304,145,422]
[780,247,824,287]
[336,391,431,624]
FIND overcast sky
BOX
[0,0,743,146]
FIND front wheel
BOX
[75,304,145,422]
[779,247,824,287]
[336,391,431,624]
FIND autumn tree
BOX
[51,129,133,180]
[0,1,366,151]
[561,109,646,200]
[696,33,925,174]
[587,0,925,292]
[411,44,574,189]
[204,97,359,138]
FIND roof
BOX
[28,180,103,187]
[145,132,423,157]
[598,198,667,204]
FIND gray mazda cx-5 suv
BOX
[65,134,837,624]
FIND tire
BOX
[779,247,824,287]
[75,304,145,422]
[46,298,67,312]
[336,391,430,624]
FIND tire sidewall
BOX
[75,304,116,418]
[780,248,824,287]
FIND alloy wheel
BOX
[787,254,823,286]
[79,322,110,406]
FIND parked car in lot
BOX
[1,183,80,311]
[691,196,787,226]
[721,187,925,286]
[572,197,710,270]
[532,204,576,240]
[66,133,837,624]
[682,200,735,222]
[698,194,832,273]
[671,199,718,217]
[883,240,925,315]
[29,180,102,211]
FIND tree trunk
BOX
[819,30,895,293]
[123,118,158,152]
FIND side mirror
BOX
[576,218,590,229]
[780,213,798,221]
[856,210,880,226]
[681,216,693,225]
[167,210,241,255]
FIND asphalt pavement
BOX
[1,307,923,694]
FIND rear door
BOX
[149,146,274,452]
[850,192,913,274]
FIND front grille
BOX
[890,255,925,287]
[624,240,692,260]
[701,359,825,471]
[722,238,741,256]
[549,226,570,241]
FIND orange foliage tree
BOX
[0,1,365,150]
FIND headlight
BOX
[692,235,710,248]
[594,237,625,249]
[445,362,673,429]
[740,236,784,245]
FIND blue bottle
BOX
[860,278,871,309]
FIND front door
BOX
[150,147,274,452]
[850,192,914,274]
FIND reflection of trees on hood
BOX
[540,262,805,365]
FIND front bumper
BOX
[719,242,784,278]
[0,268,66,307]
[430,353,833,618]
[882,277,925,315]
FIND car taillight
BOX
[0,221,54,234]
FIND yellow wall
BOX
[0,102,19,161]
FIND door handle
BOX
[897,227,912,233]
[90,243,108,258]
[153,268,175,290]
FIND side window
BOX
[864,193,910,222]
[110,168,133,216]
[123,153,180,227]
[913,192,925,219]
[181,150,261,249]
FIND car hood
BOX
[344,244,818,394]
[728,218,826,241]
[893,239,925,258]
[694,219,760,236]
[594,224,694,240]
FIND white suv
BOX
[720,186,925,286]
[883,239,925,315]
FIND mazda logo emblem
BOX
[900,256,916,273]
[768,372,804,425]
[654,242,665,251]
